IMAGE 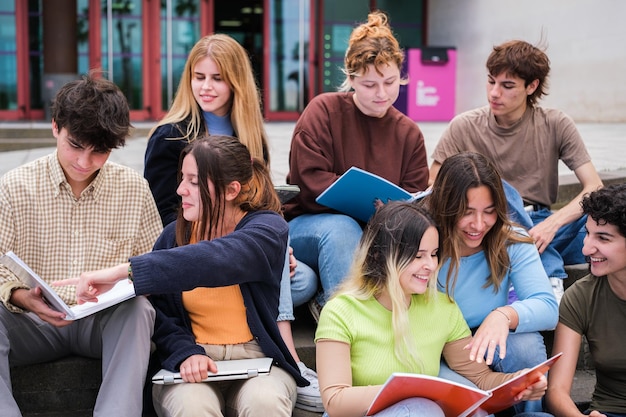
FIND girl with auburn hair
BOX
[61,135,307,416]
[422,152,558,414]
[144,33,321,410]
[315,202,548,417]
[285,10,429,322]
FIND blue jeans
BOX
[288,213,363,306]
[503,181,586,279]
[322,398,445,417]
[439,331,548,414]
[277,240,319,322]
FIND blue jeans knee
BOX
[288,213,362,305]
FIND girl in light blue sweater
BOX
[422,152,558,414]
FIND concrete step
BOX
[10,248,596,417]
[0,124,151,152]
[554,169,626,209]
[14,307,320,417]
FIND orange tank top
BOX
[182,222,253,344]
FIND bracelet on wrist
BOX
[493,307,511,324]
[127,264,134,282]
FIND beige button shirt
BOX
[0,152,162,312]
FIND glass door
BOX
[0,1,21,117]
[101,0,144,111]
[0,0,41,120]
[160,0,202,112]
[265,0,311,120]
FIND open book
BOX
[315,166,431,223]
[366,352,562,417]
[0,251,135,321]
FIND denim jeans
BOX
[322,398,445,417]
[277,239,319,322]
[288,213,363,306]
[438,331,548,414]
[503,180,587,279]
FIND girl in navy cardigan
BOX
[63,135,306,416]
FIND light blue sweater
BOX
[437,240,558,332]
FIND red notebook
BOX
[366,352,562,417]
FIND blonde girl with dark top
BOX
[143,34,321,410]
[145,34,269,225]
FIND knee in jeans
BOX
[379,398,445,417]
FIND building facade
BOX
[1,0,425,122]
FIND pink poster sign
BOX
[407,48,456,121]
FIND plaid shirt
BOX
[0,152,163,312]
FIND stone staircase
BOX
[11,306,320,417]
[12,279,595,417]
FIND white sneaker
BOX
[550,277,564,305]
[295,361,324,412]
[308,298,323,323]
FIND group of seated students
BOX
[280,9,619,417]
[1,9,624,417]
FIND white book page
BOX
[0,251,135,320]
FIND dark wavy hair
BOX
[51,71,130,152]
[486,40,550,107]
[581,183,626,238]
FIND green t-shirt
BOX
[315,291,470,386]
[560,274,626,413]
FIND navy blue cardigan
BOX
[129,210,307,386]
[144,123,191,225]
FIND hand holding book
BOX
[315,167,432,222]
[1,252,135,320]
[366,353,561,416]
[53,262,131,305]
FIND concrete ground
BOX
[1,121,626,184]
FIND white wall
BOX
[427,0,626,122]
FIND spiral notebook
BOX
[152,357,273,385]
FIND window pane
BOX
[160,0,200,110]
[28,1,43,109]
[0,4,17,110]
[77,0,89,75]
[101,0,143,109]
[321,0,369,92]
[268,0,309,112]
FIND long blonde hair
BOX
[334,202,439,370]
[150,34,269,165]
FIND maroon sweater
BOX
[284,92,429,220]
